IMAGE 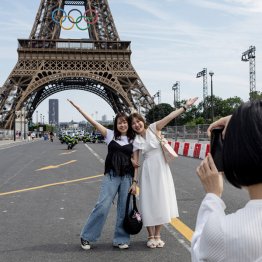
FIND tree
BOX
[200,95,243,123]
[250,91,262,100]
[145,103,174,124]
[145,102,199,126]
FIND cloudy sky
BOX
[0,0,262,122]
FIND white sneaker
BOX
[81,238,91,250]
[114,243,129,249]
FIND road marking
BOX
[170,218,193,242]
[35,160,77,171]
[84,144,105,164]
[60,150,76,155]
[0,174,104,196]
[0,159,35,190]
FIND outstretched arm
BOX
[155,97,198,131]
[68,99,107,137]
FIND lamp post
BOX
[36,110,38,124]
[13,110,18,141]
[13,96,18,141]
[172,81,180,126]
[209,71,214,122]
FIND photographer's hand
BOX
[207,115,231,138]
[196,154,224,197]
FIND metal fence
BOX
[1,125,210,142]
[165,124,210,142]
[0,129,14,140]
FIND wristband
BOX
[132,179,138,184]
[182,105,187,111]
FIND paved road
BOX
[0,139,249,262]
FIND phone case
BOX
[210,128,224,172]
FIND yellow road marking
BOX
[0,172,194,243]
[60,150,76,155]
[0,174,104,196]
[170,217,194,242]
[35,160,77,171]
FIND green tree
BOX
[199,95,243,123]
[145,102,199,126]
[250,91,262,100]
[145,103,174,124]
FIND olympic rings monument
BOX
[0,0,155,129]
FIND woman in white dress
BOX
[129,97,198,248]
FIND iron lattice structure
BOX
[0,0,154,128]
[241,46,256,100]
[196,68,208,119]
[172,81,180,108]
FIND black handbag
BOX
[123,192,143,235]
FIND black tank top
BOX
[104,140,134,177]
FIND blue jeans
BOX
[80,172,132,245]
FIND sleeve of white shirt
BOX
[104,129,114,145]
[191,193,226,262]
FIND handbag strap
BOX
[148,126,162,142]
[125,192,138,216]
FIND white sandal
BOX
[147,236,156,248]
[155,236,165,248]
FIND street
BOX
[0,139,249,262]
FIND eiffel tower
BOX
[0,0,155,129]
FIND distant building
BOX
[49,99,59,125]
[102,114,107,122]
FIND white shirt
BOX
[191,193,262,262]
[105,129,138,151]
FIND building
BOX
[102,114,107,122]
[49,99,59,125]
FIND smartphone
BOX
[210,128,224,172]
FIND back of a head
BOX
[223,100,262,188]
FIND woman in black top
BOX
[68,100,139,250]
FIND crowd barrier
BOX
[168,141,210,160]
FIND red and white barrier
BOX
[168,140,210,160]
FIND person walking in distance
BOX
[129,97,198,248]
[68,100,139,250]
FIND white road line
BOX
[84,144,105,164]
[164,223,191,252]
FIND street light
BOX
[12,95,18,141]
[36,110,38,124]
[209,71,214,122]
[172,82,180,129]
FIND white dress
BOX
[134,123,179,226]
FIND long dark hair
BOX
[223,100,262,188]
[114,112,135,142]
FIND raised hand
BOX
[207,115,231,138]
[196,153,224,197]
[67,99,80,110]
[185,97,198,108]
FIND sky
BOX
[0,0,262,122]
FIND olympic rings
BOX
[84,9,98,24]
[75,16,91,31]
[51,7,98,30]
[60,15,74,30]
[68,9,82,24]
[52,8,66,24]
